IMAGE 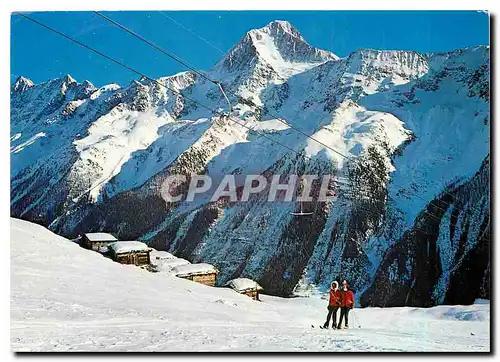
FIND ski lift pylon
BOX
[290,164,314,216]
[290,210,314,216]
[214,80,233,113]
[212,80,234,127]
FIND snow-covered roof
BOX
[227,278,263,293]
[84,232,117,242]
[108,241,150,254]
[150,250,176,261]
[151,257,191,273]
[172,263,218,277]
[10,217,493,352]
[160,258,191,267]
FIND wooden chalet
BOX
[82,232,118,252]
[151,255,191,273]
[150,250,176,262]
[227,278,263,300]
[172,263,219,287]
[108,241,151,266]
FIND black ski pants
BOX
[338,306,351,327]
[324,305,339,327]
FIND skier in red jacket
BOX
[323,281,342,329]
[337,279,354,329]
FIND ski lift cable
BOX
[13,14,318,163]
[244,102,479,218]
[102,10,474,213]
[95,11,234,115]
[93,11,219,86]
[214,81,233,113]
[158,12,227,56]
[151,11,486,215]
[290,159,315,216]
[290,216,442,269]
[13,12,334,198]
[213,88,224,111]
[89,15,489,236]
[120,11,476,215]
[162,21,485,217]
[71,153,129,204]
[227,106,485,227]
[37,12,490,238]
[19,13,490,241]
[290,200,449,265]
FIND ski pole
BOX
[353,309,361,328]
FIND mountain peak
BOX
[61,74,77,85]
[257,20,304,41]
[11,76,34,92]
[216,20,337,75]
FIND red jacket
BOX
[328,288,342,306]
[340,289,355,308]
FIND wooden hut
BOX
[227,278,263,300]
[151,258,191,273]
[108,241,151,266]
[172,263,219,287]
[81,232,118,252]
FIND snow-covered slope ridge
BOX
[216,20,337,75]
[11,218,489,352]
[10,19,489,306]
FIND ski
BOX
[312,325,336,330]
[312,325,355,330]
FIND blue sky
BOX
[11,11,489,87]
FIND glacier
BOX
[10,218,490,352]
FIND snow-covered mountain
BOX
[10,20,490,306]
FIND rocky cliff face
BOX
[360,156,490,307]
[11,20,490,305]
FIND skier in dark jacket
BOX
[323,281,342,329]
[337,279,354,329]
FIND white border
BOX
[2,0,498,11]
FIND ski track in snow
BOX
[11,218,490,352]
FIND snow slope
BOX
[11,218,489,352]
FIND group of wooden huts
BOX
[78,232,262,299]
